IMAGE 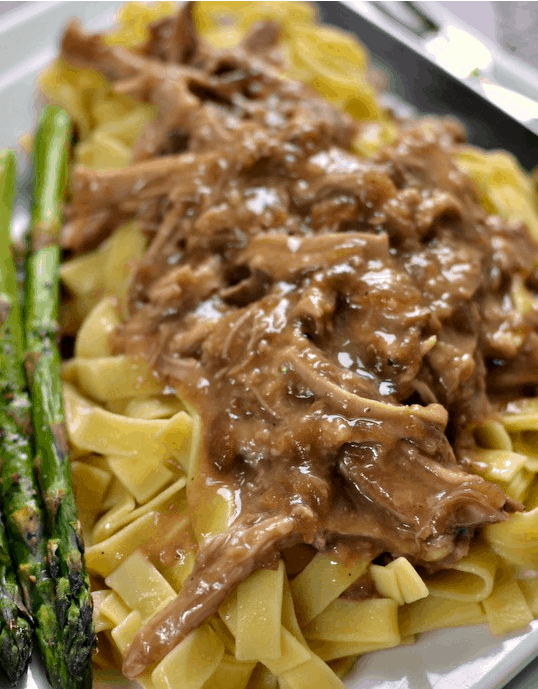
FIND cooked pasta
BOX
[35,2,538,688]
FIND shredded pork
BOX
[60,5,538,677]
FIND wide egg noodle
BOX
[100,474,133,511]
[73,297,121,359]
[289,553,370,627]
[70,460,113,542]
[482,564,534,635]
[73,355,164,402]
[92,477,187,544]
[473,418,513,451]
[151,621,225,689]
[86,511,159,579]
[465,448,527,484]
[220,593,312,675]
[235,562,285,662]
[457,146,538,241]
[422,543,498,603]
[475,405,538,571]
[205,655,257,689]
[505,467,535,503]
[302,598,400,646]
[92,590,116,634]
[370,557,428,606]
[111,611,156,689]
[398,597,486,637]
[61,220,147,333]
[369,562,404,605]
[48,1,538,688]
[124,395,185,420]
[106,550,177,621]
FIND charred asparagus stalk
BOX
[0,513,33,686]
[0,146,64,685]
[0,151,32,683]
[25,106,94,683]
[0,150,34,686]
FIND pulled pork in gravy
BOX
[61,5,538,677]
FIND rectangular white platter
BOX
[1,2,538,688]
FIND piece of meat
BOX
[337,439,511,568]
[122,514,298,679]
[142,2,205,65]
[62,10,356,168]
[241,20,282,58]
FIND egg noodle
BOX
[39,3,538,688]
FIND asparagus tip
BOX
[0,617,33,686]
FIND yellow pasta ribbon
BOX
[61,252,105,307]
[281,576,307,646]
[70,461,112,542]
[106,549,176,620]
[73,296,120,359]
[520,578,538,616]
[73,355,164,402]
[246,665,278,689]
[94,492,136,544]
[92,591,115,633]
[93,477,186,544]
[483,566,533,635]
[63,383,188,503]
[151,622,225,689]
[370,557,428,605]
[290,552,369,627]
[202,655,256,689]
[473,418,513,451]
[164,550,196,594]
[235,561,285,661]
[107,452,175,506]
[278,651,344,689]
[100,591,131,627]
[424,544,498,603]
[62,221,147,326]
[111,609,144,656]
[307,638,400,663]
[399,598,485,637]
[303,598,399,645]
[505,467,535,503]
[125,396,185,420]
[486,504,538,570]
[458,146,538,241]
[466,449,527,484]
[85,510,158,578]
[220,593,311,676]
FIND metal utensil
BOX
[317,1,538,170]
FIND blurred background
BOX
[443,1,537,66]
[2,1,538,67]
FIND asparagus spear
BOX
[0,513,33,686]
[0,129,92,687]
[0,150,34,686]
[26,106,94,683]
[0,150,73,688]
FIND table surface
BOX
[1,1,538,688]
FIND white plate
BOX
[2,2,538,688]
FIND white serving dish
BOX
[2,2,538,688]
